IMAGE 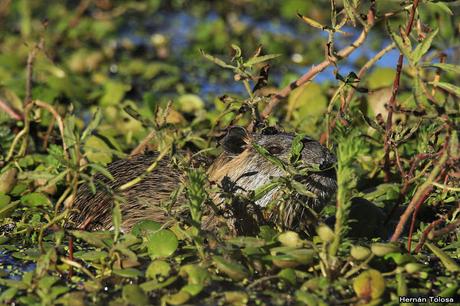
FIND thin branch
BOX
[25,38,44,105]
[390,145,449,242]
[130,129,156,157]
[260,7,376,120]
[344,43,396,105]
[0,98,23,121]
[383,0,420,182]
[414,218,444,254]
[428,217,460,241]
[34,100,68,158]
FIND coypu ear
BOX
[221,126,249,154]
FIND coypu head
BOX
[208,126,337,230]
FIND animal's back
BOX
[68,152,182,231]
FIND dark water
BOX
[0,250,36,281]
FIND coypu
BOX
[67,126,337,234]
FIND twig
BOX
[390,145,449,242]
[34,100,68,159]
[25,38,44,105]
[428,217,460,241]
[383,0,420,182]
[0,98,23,120]
[260,6,376,120]
[344,43,396,105]
[414,218,444,253]
[130,129,156,157]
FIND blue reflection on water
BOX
[0,250,36,281]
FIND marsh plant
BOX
[0,0,459,305]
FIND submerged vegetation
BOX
[0,0,459,305]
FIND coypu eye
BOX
[266,145,283,155]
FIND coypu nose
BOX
[319,153,336,170]
[302,140,336,170]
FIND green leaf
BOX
[425,242,460,272]
[429,1,453,15]
[20,192,50,207]
[74,250,108,262]
[0,194,11,207]
[387,22,412,62]
[413,29,438,63]
[422,63,460,74]
[253,180,280,201]
[353,269,386,300]
[122,285,148,306]
[179,264,210,285]
[113,268,143,278]
[99,80,131,106]
[291,180,317,198]
[162,290,191,305]
[278,268,297,285]
[252,143,286,171]
[112,199,122,241]
[131,220,162,237]
[181,284,203,297]
[244,53,281,67]
[84,136,113,165]
[430,81,460,97]
[81,108,102,142]
[213,256,249,281]
[290,134,305,163]
[298,13,325,30]
[146,260,171,280]
[71,231,110,248]
[87,163,114,181]
[200,49,234,69]
[146,229,178,258]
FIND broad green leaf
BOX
[99,80,131,106]
[122,284,148,306]
[146,229,178,258]
[181,284,203,296]
[146,260,171,280]
[20,192,50,207]
[353,269,385,300]
[131,220,162,237]
[84,136,113,165]
[179,264,210,285]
